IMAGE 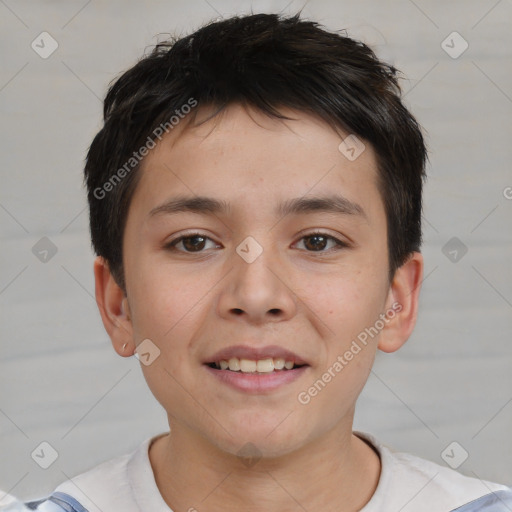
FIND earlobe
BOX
[93,256,134,356]
[377,252,424,353]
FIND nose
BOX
[216,238,298,325]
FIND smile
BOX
[207,357,305,373]
[204,361,309,393]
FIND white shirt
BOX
[52,431,510,512]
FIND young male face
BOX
[95,103,422,459]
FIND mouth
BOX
[203,345,310,393]
[205,357,307,373]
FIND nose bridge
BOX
[218,233,297,322]
[233,233,283,299]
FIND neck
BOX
[149,421,381,512]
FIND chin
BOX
[209,413,312,460]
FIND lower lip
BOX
[204,365,309,393]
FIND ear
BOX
[93,256,134,357]
[378,252,423,353]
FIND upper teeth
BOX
[216,357,296,373]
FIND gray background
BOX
[1,0,511,502]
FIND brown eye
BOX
[296,233,347,252]
[165,234,218,253]
[181,235,207,251]
[304,234,328,251]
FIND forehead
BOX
[127,103,383,226]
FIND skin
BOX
[94,103,423,512]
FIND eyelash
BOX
[164,231,349,254]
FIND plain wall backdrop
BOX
[1,0,511,502]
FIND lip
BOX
[204,344,309,366]
[204,364,309,393]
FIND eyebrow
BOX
[148,194,367,221]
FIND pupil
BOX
[305,235,326,251]
[184,236,205,251]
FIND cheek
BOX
[311,271,387,407]
[127,255,206,340]
[130,263,204,412]
[305,267,388,338]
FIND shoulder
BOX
[7,433,170,512]
[354,430,510,512]
[51,437,157,512]
[451,489,512,511]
